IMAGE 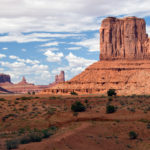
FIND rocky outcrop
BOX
[17,76,34,85]
[55,71,65,83]
[0,73,11,83]
[100,16,150,60]
[41,16,150,96]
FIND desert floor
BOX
[0,94,150,150]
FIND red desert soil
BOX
[1,94,150,150]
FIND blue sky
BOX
[0,0,150,85]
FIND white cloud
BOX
[146,26,150,36]
[9,55,40,65]
[0,60,51,84]
[0,0,149,34]
[52,52,96,80]
[40,42,59,47]
[71,33,99,52]
[2,47,8,50]
[44,50,64,62]
[0,32,85,43]
[66,52,96,67]
[0,54,6,59]
[67,47,82,51]
[21,48,26,52]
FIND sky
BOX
[0,0,150,85]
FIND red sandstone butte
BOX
[41,16,150,96]
[100,17,150,60]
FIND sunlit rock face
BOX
[100,17,150,60]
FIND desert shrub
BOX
[2,114,17,122]
[20,135,32,144]
[18,128,25,135]
[42,129,53,138]
[73,112,78,117]
[47,107,56,115]
[20,97,32,100]
[147,123,150,129]
[108,97,113,102]
[71,101,86,112]
[6,139,19,150]
[70,91,78,95]
[28,132,43,142]
[32,91,35,95]
[106,105,115,113]
[84,99,88,104]
[129,131,138,139]
[49,126,58,132]
[0,98,6,101]
[107,89,116,97]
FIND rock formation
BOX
[41,16,150,96]
[17,76,32,85]
[0,71,65,94]
[100,17,150,60]
[55,71,65,83]
[0,73,11,83]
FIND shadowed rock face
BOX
[100,17,150,60]
[0,74,11,83]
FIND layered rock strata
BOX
[43,60,150,95]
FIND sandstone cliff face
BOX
[0,73,11,83]
[100,17,149,60]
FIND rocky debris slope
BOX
[42,60,150,95]
[41,16,150,96]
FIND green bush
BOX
[107,89,116,97]
[0,98,6,101]
[106,105,115,113]
[129,131,138,139]
[70,91,78,95]
[147,123,150,129]
[6,139,19,150]
[28,132,43,142]
[71,101,86,112]
[20,135,31,144]
[42,129,53,138]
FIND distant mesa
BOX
[41,16,150,95]
[0,73,12,84]
[0,71,65,94]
